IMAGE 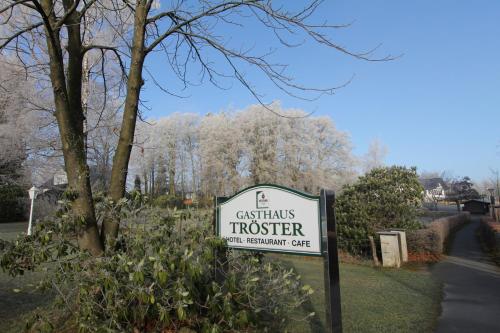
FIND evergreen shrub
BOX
[0,184,26,222]
[1,197,314,332]
[336,166,424,255]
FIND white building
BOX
[421,178,448,202]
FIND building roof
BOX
[420,177,449,191]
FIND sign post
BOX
[321,189,342,333]
[215,184,342,332]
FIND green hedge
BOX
[0,184,26,223]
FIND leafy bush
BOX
[153,194,184,209]
[0,184,26,222]
[1,200,313,332]
[336,166,424,255]
[197,196,215,208]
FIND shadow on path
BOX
[433,215,500,333]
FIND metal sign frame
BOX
[214,184,342,333]
[215,184,322,256]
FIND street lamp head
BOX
[28,186,39,200]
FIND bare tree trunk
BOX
[104,1,149,243]
[198,158,204,197]
[188,142,197,196]
[168,147,176,196]
[151,166,155,196]
[180,153,186,198]
[143,172,148,195]
[42,0,103,255]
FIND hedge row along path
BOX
[432,215,500,333]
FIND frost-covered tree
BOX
[131,113,203,197]
[86,95,121,192]
[130,104,356,198]
[237,105,280,185]
[305,116,356,192]
[0,56,59,186]
[0,62,29,185]
[177,114,201,197]
[130,121,158,195]
[362,138,388,174]
[199,112,243,196]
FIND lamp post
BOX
[27,186,39,236]
[487,188,496,220]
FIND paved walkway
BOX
[433,215,500,333]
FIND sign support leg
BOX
[213,196,228,284]
[321,189,342,333]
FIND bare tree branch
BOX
[53,0,80,29]
[0,22,43,49]
[145,1,251,53]
[82,44,129,80]
[0,0,32,15]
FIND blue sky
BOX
[141,0,500,182]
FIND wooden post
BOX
[320,189,342,333]
[369,236,379,266]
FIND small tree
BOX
[336,166,423,254]
[447,176,480,211]
[361,138,388,174]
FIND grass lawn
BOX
[281,256,442,333]
[0,223,441,333]
[0,221,28,241]
[0,269,51,332]
[0,222,53,332]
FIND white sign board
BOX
[217,185,321,255]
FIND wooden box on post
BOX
[377,232,402,268]
[390,229,408,263]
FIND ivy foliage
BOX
[0,194,313,332]
[336,166,424,254]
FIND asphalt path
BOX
[433,215,500,333]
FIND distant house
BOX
[40,170,67,203]
[33,170,67,220]
[53,170,68,186]
[41,170,67,191]
[462,199,490,214]
[420,178,448,202]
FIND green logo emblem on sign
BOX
[256,190,269,209]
